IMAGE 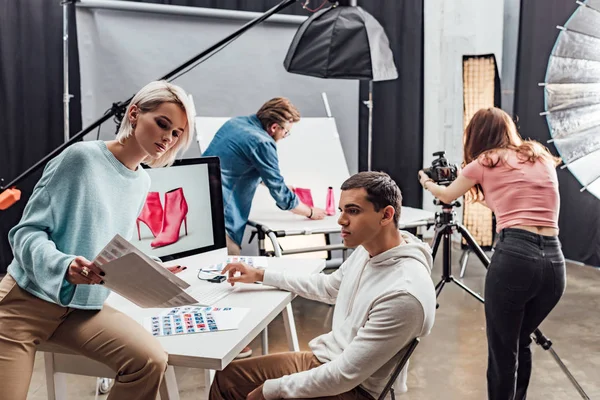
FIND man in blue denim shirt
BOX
[203,98,326,256]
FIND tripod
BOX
[430,200,590,399]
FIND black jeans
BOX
[485,228,566,400]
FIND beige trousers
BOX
[0,274,168,400]
[209,351,375,400]
[226,235,241,256]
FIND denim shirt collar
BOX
[249,114,275,144]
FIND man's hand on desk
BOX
[221,263,265,286]
[247,384,266,400]
[291,202,327,220]
[310,207,327,220]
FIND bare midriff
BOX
[511,225,559,237]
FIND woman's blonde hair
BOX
[116,80,196,167]
[463,107,561,201]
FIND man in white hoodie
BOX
[210,171,437,400]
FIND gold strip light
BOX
[462,55,498,248]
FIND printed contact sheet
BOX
[143,306,250,337]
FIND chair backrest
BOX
[377,338,420,400]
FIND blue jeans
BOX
[485,228,566,400]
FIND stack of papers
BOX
[143,306,250,337]
[94,235,197,308]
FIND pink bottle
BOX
[325,187,336,216]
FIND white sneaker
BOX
[235,346,253,359]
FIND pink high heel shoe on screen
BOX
[136,192,163,240]
[151,187,189,248]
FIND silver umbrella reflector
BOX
[543,0,600,199]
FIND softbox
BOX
[284,5,398,82]
[461,54,500,250]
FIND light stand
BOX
[366,80,374,171]
[431,199,590,399]
[62,0,75,143]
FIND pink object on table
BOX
[325,186,336,216]
[293,187,314,207]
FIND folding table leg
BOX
[261,327,269,355]
[204,369,215,395]
[44,352,67,400]
[282,303,300,352]
[159,365,180,400]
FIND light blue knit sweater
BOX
[7,141,150,309]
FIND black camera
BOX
[423,151,458,186]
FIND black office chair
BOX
[377,338,420,400]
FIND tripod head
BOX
[432,198,461,226]
[433,198,461,209]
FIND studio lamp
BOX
[459,54,500,277]
[543,0,600,200]
[284,0,398,171]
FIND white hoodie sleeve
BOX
[262,291,425,399]
[262,266,343,305]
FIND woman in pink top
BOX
[418,107,566,400]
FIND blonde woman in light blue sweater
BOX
[0,81,195,400]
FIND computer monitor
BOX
[132,157,226,261]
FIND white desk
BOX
[248,206,435,257]
[40,257,326,400]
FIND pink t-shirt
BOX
[461,150,560,232]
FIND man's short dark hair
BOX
[341,171,402,227]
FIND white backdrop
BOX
[75,1,359,173]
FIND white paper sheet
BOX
[94,235,198,308]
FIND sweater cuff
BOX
[57,256,77,306]
[262,379,282,400]
[59,278,76,306]
[262,270,284,288]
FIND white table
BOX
[40,257,326,400]
[248,206,435,257]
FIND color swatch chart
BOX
[144,306,249,337]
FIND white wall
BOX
[501,0,521,116]
[423,0,505,218]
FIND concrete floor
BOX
[23,244,600,399]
